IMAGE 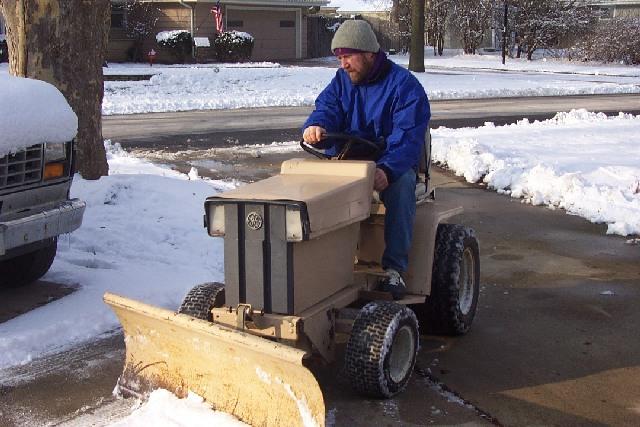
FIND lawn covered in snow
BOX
[98,58,640,115]
[2,52,638,116]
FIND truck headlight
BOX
[208,204,225,236]
[44,142,67,162]
[43,142,68,180]
[285,205,304,242]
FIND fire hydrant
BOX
[147,49,157,66]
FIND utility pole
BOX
[502,1,508,65]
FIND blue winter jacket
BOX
[303,56,430,183]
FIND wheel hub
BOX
[389,325,415,383]
[459,247,476,315]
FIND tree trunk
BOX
[0,0,110,179]
[408,0,425,72]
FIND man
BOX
[302,20,431,300]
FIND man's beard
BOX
[347,70,366,84]
[347,57,374,84]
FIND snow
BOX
[432,110,640,236]
[0,74,77,157]
[94,58,640,115]
[194,37,210,48]
[0,142,235,370]
[156,30,189,43]
[94,61,640,115]
[1,49,639,424]
[2,51,639,116]
[109,389,249,427]
[327,0,391,12]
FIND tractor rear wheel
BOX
[413,224,480,335]
[345,301,419,398]
[178,282,225,321]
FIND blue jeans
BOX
[380,169,417,273]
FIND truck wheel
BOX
[0,238,57,288]
[414,224,480,335]
[178,282,225,321]
[345,301,419,398]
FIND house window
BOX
[227,20,244,28]
[280,20,295,28]
[111,4,125,29]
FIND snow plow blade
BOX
[104,292,325,427]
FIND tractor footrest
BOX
[359,290,426,305]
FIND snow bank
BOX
[432,109,640,236]
[109,389,248,427]
[100,64,640,115]
[156,30,189,43]
[0,74,77,157]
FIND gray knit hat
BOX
[331,20,380,53]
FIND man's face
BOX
[337,52,376,84]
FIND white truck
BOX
[0,75,85,287]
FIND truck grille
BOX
[0,145,44,190]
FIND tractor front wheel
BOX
[178,282,225,321]
[345,301,419,398]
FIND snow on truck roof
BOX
[0,74,77,158]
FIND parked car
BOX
[0,75,85,287]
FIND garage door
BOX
[226,9,297,61]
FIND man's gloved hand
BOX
[303,126,326,144]
[374,168,389,192]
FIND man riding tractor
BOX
[303,19,430,300]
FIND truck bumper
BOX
[0,198,86,256]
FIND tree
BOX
[571,17,640,65]
[449,0,494,54]
[391,0,411,53]
[408,0,425,72]
[426,0,450,56]
[511,0,596,60]
[124,0,160,62]
[0,0,110,179]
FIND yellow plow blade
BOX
[104,292,325,427]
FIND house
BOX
[108,0,329,63]
[587,0,640,17]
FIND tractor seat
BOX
[371,128,433,211]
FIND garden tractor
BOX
[104,133,480,427]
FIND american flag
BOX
[212,5,224,34]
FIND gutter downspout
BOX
[178,0,195,59]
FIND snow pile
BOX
[156,30,189,44]
[432,109,640,236]
[194,37,210,48]
[329,0,392,11]
[0,142,235,370]
[0,74,77,157]
[98,63,640,115]
[109,389,248,427]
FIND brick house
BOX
[108,0,329,63]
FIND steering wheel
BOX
[300,133,384,161]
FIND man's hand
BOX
[374,168,389,192]
[303,126,326,144]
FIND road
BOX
[2,95,640,426]
[103,93,640,148]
